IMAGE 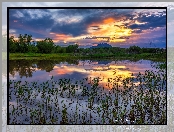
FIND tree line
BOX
[9,34,78,53]
[8,34,166,55]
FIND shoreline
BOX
[9,53,166,62]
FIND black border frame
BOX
[7,6,167,125]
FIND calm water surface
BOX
[9,59,159,84]
[9,59,166,124]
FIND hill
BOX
[90,43,112,49]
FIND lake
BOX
[9,59,166,124]
[9,59,162,84]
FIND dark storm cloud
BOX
[129,14,166,30]
[50,9,135,37]
[51,21,87,37]
[10,15,54,30]
[9,9,54,38]
[9,9,135,38]
[50,12,105,37]
[9,8,166,48]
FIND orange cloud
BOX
[50,33,73,42]
[86,17,133,43]
[50,17,133,44]
[103,17,115,24]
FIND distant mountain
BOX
[90,43,112,49]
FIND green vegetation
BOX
[9,34,78,54]
[8,34,167,124]
[9,52,166,62]
[9,59,79,77]
[8,34,166,62]
[9,67,166,124]
[9,53,77,60]
[77,46,166,61]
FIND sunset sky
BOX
[9,8,166,48]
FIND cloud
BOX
[8,8,166,48]
[129,13,166,31]
[50,9,135,37]
[9,9,55,38]
[51,21,87,37]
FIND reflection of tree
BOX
[9,60,37,78]
[36,60,79,72]
[9,60,78,78]
[9,59,79,78]
[37,60,55,72]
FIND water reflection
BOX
[9,60,78,78]
[8,59,166,124]
[9,59,159,88]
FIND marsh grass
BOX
[9,53,77,61]
[9,52,166,62]
[8,66,166,124]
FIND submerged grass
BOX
[8,66,166,124]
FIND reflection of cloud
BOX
[50,65,87,75]
[109,65,126,69]
[10,60,158,90]
[47,61,135,89]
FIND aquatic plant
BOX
[8,66,166,124]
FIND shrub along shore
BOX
[9,52,166,62]
[9,34,166,62]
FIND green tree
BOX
[12,34,33,53]
[59,47,66,53]
[9,36,17,53]
[28,43,38,53]
[66,44,78,53]
[128,45,141,54]
[53,45,61,53]
[36,38,54,53]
